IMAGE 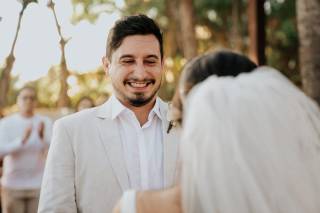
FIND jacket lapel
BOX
[159,100,180,187]
[95,98,180,190]
[95,101,130,191]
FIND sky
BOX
[0,0,122,88]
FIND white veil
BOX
[181,66,320,213]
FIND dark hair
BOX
[106,14,163,60]
[168,51,257,131]
[180,51,257,93]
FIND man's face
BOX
[17,88,36,114]
[103,34,163,107]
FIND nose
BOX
[132,61,148,80]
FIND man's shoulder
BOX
[157,97,169,117]
[0,113,19,124]
[157,97,169,107]
[55,107,98,127]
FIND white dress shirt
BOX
[0,113,52,189]
[110,95,164,190]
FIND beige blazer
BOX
[38,98,180,213]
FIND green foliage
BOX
[71,0,116,23]
[159,56,186,100]
[3,0,299,108]
[194,0,237,41]
[35,66,60,107]
[67,0,299,97]
[5,76,19,106]
[31,66,110,108]
[195,0,232,15]
[122,0,165,16]
[265,0,299,84]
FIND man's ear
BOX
[102,56,110,76]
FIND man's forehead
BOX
[113,35,161,58]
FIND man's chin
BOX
[128,97,152,107]
[126,93,156,107]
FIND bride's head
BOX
[179,58,320,212]
[168,50,257,126]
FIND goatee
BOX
[128,93,155,107]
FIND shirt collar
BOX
[152,97,163,120]
[111,95,127,120]
[110,95,163,121]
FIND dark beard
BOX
[127,92,157,107]
[113,76,162,107]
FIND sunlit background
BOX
[1,0,312,117]
[0,0,121,86]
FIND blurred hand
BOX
[112,201,121,213]
[38,121,45,141]
[22,124,32,145]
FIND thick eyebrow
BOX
[119,54,160,61]
[145,55,160,60]
[119,55,134,60]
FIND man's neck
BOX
[131,98,157,126]
[118,96,157,126]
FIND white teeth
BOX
[129,82,148,88]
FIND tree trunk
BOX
[48,0,70,107]
[231,0,243,51]
[297,0,320,105]
[248,0,266,65]
[0,7,25,109]
[57,41,70,107]
[179,0,198,60]
[165,0,181,57]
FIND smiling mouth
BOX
[125,80,155,88]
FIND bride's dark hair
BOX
[168,50,257,130]
[181,50,257,96]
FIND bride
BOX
[114,51,320,213]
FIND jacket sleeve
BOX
[38,119,77,213]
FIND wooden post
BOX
[179,0,198,60]
[297,0,320,105]
[248,0,266,65]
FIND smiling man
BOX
[38,15,180,213]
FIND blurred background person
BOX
[0,86,52,213]
[75,96,95,112]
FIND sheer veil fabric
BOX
[181,66,320,213]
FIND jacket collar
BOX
[95,95,169,122]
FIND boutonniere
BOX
[166,103,181,133]
[167,120,179,133]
